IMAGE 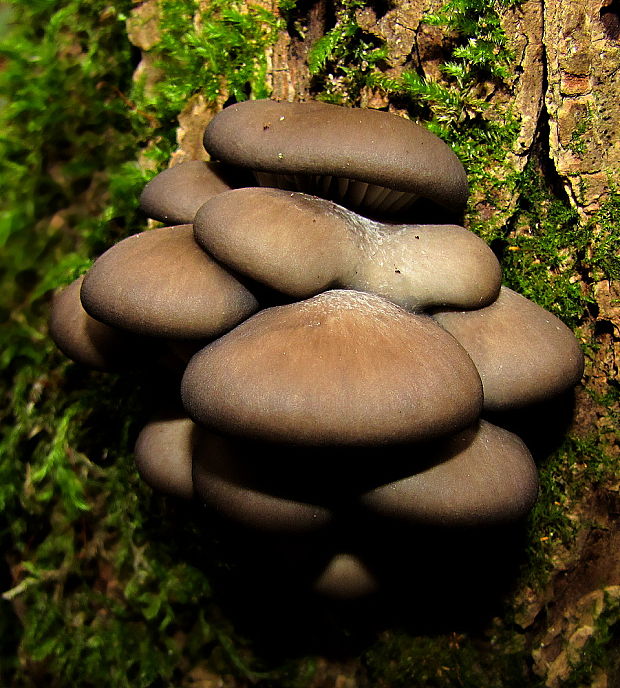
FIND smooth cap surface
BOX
[134,414,197,499]
[312,553,378,599]
[182,290,483,446]
[80,225,260,340]
[194,187,500,310]
[360,420,539,526]
[204,99,468,212]
[139,161,241,224]
[49,275,142,370]
[432,286,585,411]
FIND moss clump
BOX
[0,0,283,684]
[364,629,537,688]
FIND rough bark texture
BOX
[122,1,620,685]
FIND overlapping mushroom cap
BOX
[203,99,468,216]
[50,275,143,371]
[139,160,248,225]
[181,290,483,446]
[360,420,539,526]
[80,225,260,340]
[194,187,501,310]
[432,286,585,411]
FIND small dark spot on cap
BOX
[395,269,401,274]
[415,235,420,240]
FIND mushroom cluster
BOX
[50,100,584,602]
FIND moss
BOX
[0,0,283,684]
[364,629,537,688]
[307,0,388,104]
[556,589,620,688]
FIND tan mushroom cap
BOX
[134,414,196,500]
[49,275,142,370]
[192,432,332,533]
[139,161,240,225]
[432,286,585,411]
[80,225,260,340]
[203,99,468,215]
[312,553,378,599]
[360,420,539,526]
[181,290,483,446]
[194,187,501,310]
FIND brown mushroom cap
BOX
[181,290,483,446]
[194,187,501,310]
[80,225,260,340]
[49,275,143,370]
[134,414,196,499]
[432,286,585,411]
[312,553,378,599]
[203,100,468,215]
[360,420,539,526]
[192,432,332,533]
[139,161,242,225]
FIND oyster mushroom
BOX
[80,225,260,340]
[432,286,585,411]
[194,187,501,311]
[181,290,483,446]
[134,413,196,500]
[49,275,143,370]
[312,553,378,600]
[359,420,539,526]
[203,99,468,217]
[139,160,249,225]
[192,431,333,533]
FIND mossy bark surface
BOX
[1,0,619,686]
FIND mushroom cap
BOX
[312,553,378,600]
[360,420,539,526]
[194,188,356,299]
[49,275,143,370]
[432,286,585,411]
[194,187,501,310]
[80,225,260,340]
[203,99,468,214]
[134,414,196,499]
[181,290,483,446]
[139,161,243,225]
[192,432,332,533]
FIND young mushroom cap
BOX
[359,420,539,526]
[181,290,483,446]
[80,225,260,340]
[203,99,468,216]
[312,553,379,600]
[49,275,143,371]
[432,286,585,411]
[134,413,197,500]
[194,187,501,310]
[139,161,244,225]
[192,432,333,533]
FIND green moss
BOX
[0,0,283,684]
[556,589,620,688]
[364,629,536,688]
[307,0,388,104]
